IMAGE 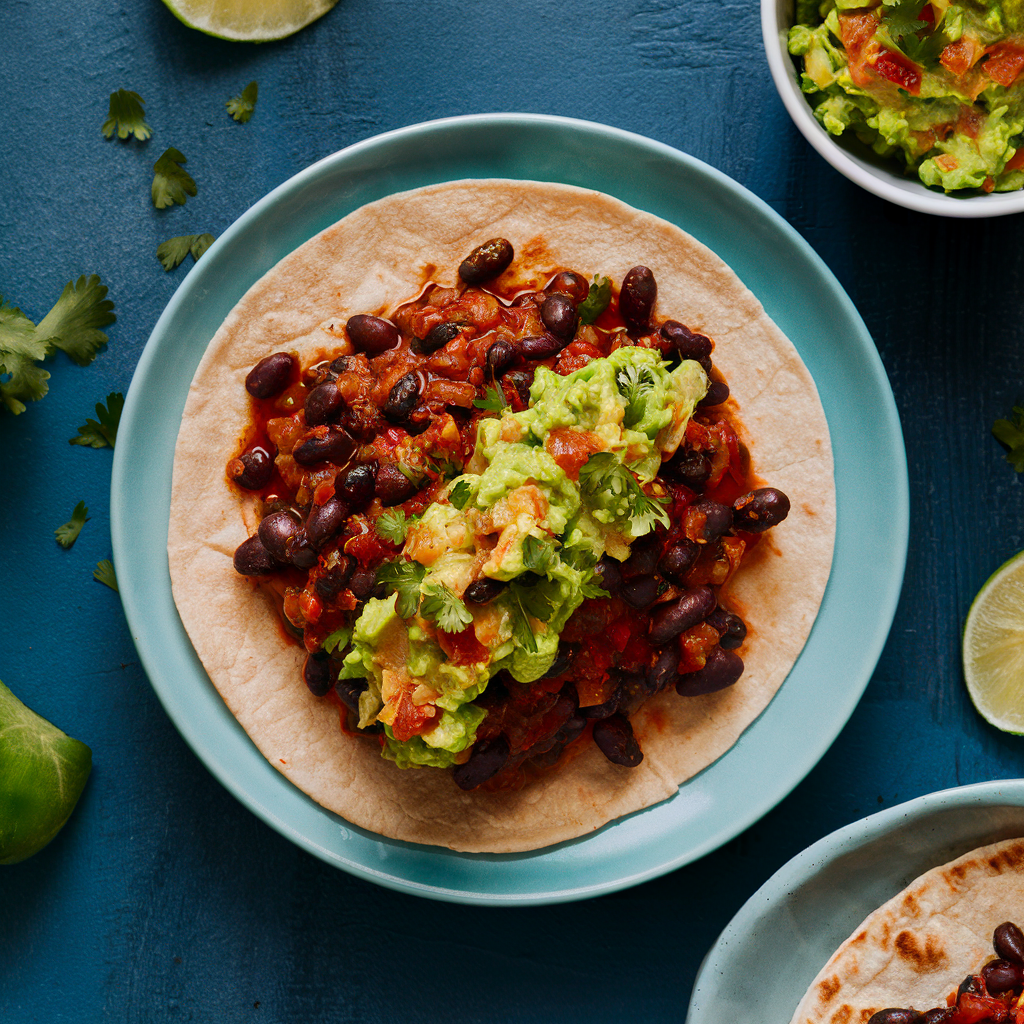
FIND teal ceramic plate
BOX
[687,779,1024,1023]
[110,114,908,905]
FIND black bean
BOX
[504,368,534,407]
[647,645,681,693]
[305,497,348,549]
[689,499,734,543]
[915,1010,955,1024]
[486,339,515,377]
[315,555,356,599]
[519,334,568,360]
[452,735,511,790]
[660,321,712,362]
[706,607,747,650]
[698,380,730,407]
[228,445,275,490]
[382,373,420,423]
[866,1011,922,1024]
[542,642,580,679]
[375,463,418,506]
[661,449,712,490]
[293,426,356,466]
[676,647,744,696]
[458,238,514,285]
[287,532,318,570]
[995,922,1024,964]
[593,714,643,767]
[233,534,279,576]
[257,510,302,563]
[413,320,463,355]
[594,555,622,593]
[303,653,334,697]
[658,539,700,584]
[541,293,578,340]
[335,677,367,714]
[733,487,791,533]
[245,352,295,399]
[346,314,399,356]
[546,271,589,304]
[304,380,344,426]
[348,566,377,601]
[982,959,1024,994]
[619,266,657,331]
[621,575,660,610]
[334,461,377,512]
[464,577,508,604]
[622,537,661,578]
[648,586,716,645]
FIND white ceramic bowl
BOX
[762,0,1024,217]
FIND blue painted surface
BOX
[2,0,1024,1020]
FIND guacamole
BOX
[338,347,709,770]
[789,0,1024,191]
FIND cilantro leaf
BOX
[70,392,124,448]
[617,363,655,426]
[0,299,50,414]
[152,148,197,209]
[993,405,1024,472]
[579,575,611,601]
[226,81,258,123]
[578,275,612,324]
[448,480,473,510]
[34,275,116,367]
[101,89,152,142]
[473,384,507,412]
[322,625,352,655]
[157,233,215,271]
[506,586,539,654]
[420,582,473,634]
[579,452,670,536]
[522,534,554,573]
[94,559,119,592]
[55,502,90,549]
[512,579,555,623]
[375,509,410,544]
[880,0,945,64]
[375,559,426,618]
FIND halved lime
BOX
[963,549,1024,735]
[161,0,338,42]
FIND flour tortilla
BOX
[168,179,835,852]
[790,837,1024,1024]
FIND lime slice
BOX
[161,0,338,42]
[963,549,1024,735]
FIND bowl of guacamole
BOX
[763,0,1024,215]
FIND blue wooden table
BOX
[3,1,1024,1020]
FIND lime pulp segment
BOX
[161,0,338,41]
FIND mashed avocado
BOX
[789,0,1024,192]
[337,346,708,767]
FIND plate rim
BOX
[110,112,909,905]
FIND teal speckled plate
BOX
[110,114,908,905]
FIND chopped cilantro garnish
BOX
[55,502,89,549]
[101,90,152,142]
[375,508,410,544]
[70,392,123,448]
[448,480,472,510]
[1,277,115,415]
[157,234,215,271]
[506,586,539,654]
[522,534,554,573]
[880,0,946,63]
[994,405,1024,472]
[152,148,196,209]
[473,384,507,413]
[376,559,426,618]
[226,81,258,123]
[420,583,473,633]
[579,452,670,535]
[578,275,612,324]
[617,363,655,426]
[94,559,118,592]
[322,626,352,655]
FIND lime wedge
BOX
[963,550,1024,735]
[161,0,338,41]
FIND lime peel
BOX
[963,549,1024,736]
[160,0,338,42]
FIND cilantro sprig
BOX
[617,363,655,427]
[578,275,612,325]
[102,89,152,142]
[375,508,412,545]
[152,148,197,209]
[448,480,473,510]
[70,392,123,448]
[94,559,119,592]
[579,452,670,535]
[55,502,90,549]
[994,405,1024,472]
[879,0,947,64]
[473,384,507,413]
[226,81,258,123]
[157,234,215,271]
[420,583,473,633]
[375,559,426,618]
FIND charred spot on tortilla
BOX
[168,180,834,851]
